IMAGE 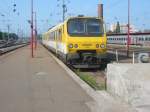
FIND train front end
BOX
[66,17,107,68]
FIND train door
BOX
[57,29,62,53]
[55,31,58,55]
[55,29,63,55]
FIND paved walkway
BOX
[0,45,93,112]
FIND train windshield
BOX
[67,18,104,37]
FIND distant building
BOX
[110,23,138,33]
[144,29,150,33]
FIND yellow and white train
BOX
[42,16,107,68]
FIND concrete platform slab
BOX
[107,63,150,112]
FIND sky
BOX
[0,0,150,37]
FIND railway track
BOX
[107,44,150,63]
[0,43,28,55]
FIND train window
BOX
[63,25,64,33]
[52,32,55,40]
[68,19,85,34]
[58,29,62,41]
[87,19,104,36]
[67,18,104,37]
[55,31,57,40]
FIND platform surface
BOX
[0,45,92,112]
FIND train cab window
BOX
[87,19,104,36]
[67,18,104,37]
[68,19,85,34]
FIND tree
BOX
[115,21,120,33]
[0,32,19,40]
[9,33,19,40]
[0,32,2,40]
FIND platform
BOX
[0,45,93,112]
[0,44,137,112]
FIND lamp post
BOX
[62,0,65,21]
[57,0,68,22]
[34,12,37,50]
[31,0,34,58]
[1,14,5,40]
[7,24,10,42]
[127,0,130,57]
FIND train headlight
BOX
[100,44,105,48]
[96,44,99,48]
[68,44,73,48]
[74,44,78,48]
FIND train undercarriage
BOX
[66,50,107,69]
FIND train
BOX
[42,16,107,68]
[107,33,150,47]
